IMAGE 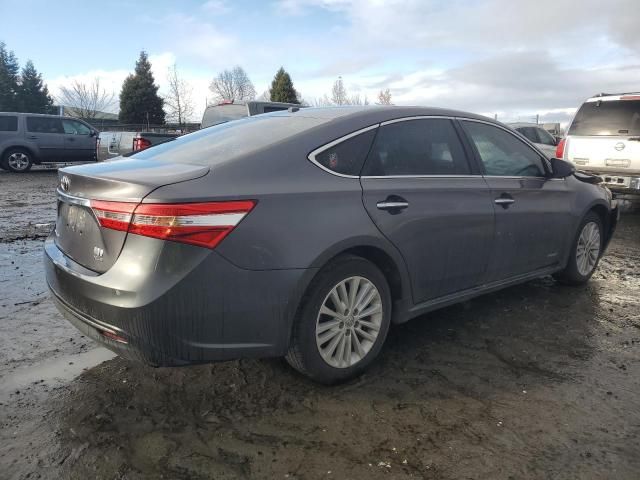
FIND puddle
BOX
[0,347,116,400]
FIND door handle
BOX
[494,194,515,209]
[27,135,38,139]
[377,197,409,211]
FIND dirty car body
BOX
[44,106,619,380]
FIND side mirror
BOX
[549,157,575,179]
[90,130,99,137]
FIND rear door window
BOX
[0,115,18,131]
[569,99,640,136]
[462,121,546,177]
[362,118,470,176]
[313,128,377,176]
[26,116,64,134]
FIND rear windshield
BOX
[569,99,640,136]
[133,114,327,165]
[201,104,248,128]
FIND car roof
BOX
[269,105,495,124]
[585,92,640,102]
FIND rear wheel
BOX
[3,148,33,173]
[553,212,603,285]
[286,255,391,384]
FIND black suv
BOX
[0,113,99,172]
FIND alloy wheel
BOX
[576,221,601,276]
[315,276,383,368]
[7,152,31,171]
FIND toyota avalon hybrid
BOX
[45,106,619,383]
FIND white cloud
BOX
[44,0,640,124]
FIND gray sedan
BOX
[45,106,619,383]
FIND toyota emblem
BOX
[60,175,71,192]
[614,142,625,151]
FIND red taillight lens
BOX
[132,137,152,151]
[555,138,566,159]
[90,200,256,249]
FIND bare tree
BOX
[377,88,393,105]
[164,64,194,127]
[348,93,369,106]
[313,94,333,107]
[209,66,256,102]
[57,77,115,119]
[331,76,348,105]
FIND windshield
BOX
[201,104,248,128]
[132,114,328,166]
[569,99,640,136]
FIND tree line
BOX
[0,40,393,127]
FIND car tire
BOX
[3,148,33,173]
[286,254,392,384]
[553,211,603,286]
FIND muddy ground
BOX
[0,170,638,480]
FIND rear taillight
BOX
[132,137,152,151]
[90,200,256,249]
[555,138,566,159]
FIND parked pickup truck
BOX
[97,131,179,162]
[201,100,303,128]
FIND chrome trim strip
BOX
[307,124,380,179]
[363,174,481,179]
[380,115,454,126]
[307,115,554,181]
[56,188,91,207]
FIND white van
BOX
[201,100,302,129]
[559,93,640,193]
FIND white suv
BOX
[558,92,640,194]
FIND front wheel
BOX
[553,212,603,285]
[286,255,392,384]
[3,148,33,173]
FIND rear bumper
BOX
[575,168,640,193]
[44,235,315,366]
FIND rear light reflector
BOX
[102,330,128,344]
[91,200,137,232]
[555,138,566,159]
[132,137,152,151]
[90,200,256,249]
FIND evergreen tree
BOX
[119,51,165,124]
[0,42,20,111]
[269,67,299,104]
[19,60,54,113]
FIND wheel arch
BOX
[1,144,39,164]
[284,237,412,346]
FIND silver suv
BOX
[559,93,640,194]
[508,122,559,158]
[0,112,98,172]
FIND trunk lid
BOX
[54,159,209,273]
[565,136,640,174]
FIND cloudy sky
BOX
[1,0,639,123]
